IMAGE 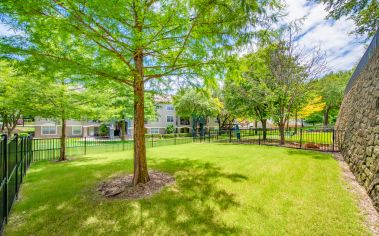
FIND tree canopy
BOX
[173,89,222,119]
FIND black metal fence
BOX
[0,134,33,233]
[30,128,343,162]
[31,133,193,162]
[193,128,344,152]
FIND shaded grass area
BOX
[5,144,368,235]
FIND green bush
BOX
[17,132,30,137]
[145,134,162,139]
[166,124,175,134]
[162,133,175,139]
[99,124,108,136]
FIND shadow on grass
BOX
[286,149,332,160]
[123,158,248,234]
[12,154,248,235]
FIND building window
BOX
[72,126,82,135]
[150,128,160,134]
[180,118,190,125]
[167,115,174,122]
[166,105,174,111]
[41,126,56,135]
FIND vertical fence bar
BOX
[229,129,232,143]
[299,129,303,149]
[258,129,261,145]
[2,135,7,226]
[332,129,335,152]
[84,137,87,155]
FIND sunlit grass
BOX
[5,143,368,235]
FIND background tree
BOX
[315,70,351,127]
[0,61,39,137]
[0,0,280,185]
[223,49,273,140]
[311,0,379,38]
[298,96,326,126]
[99,82,156,141]
[173,89,221,136]
[33,76,104,161]
[266,25,326,144]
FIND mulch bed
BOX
[97,170,175,200]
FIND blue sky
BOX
[0,0,367,73]
[284,0,367,73]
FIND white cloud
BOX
[284,0,367,73]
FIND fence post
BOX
[151,134,154,147]
[208,129,211,143]
[2,134,7,224]
[332,129,335,152]
[229,129,232,143]
[84,137,87,155]
[258,129,261,145]
[174,132,177,145]
[300,128,303,149]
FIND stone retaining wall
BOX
[336,41,379,211]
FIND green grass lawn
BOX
[227,130,334,144]
[5,144,368,235]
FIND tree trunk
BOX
[279,121,285,145]
[132,51,150,186]
[286,119,289,131]
[323,106,330,127]
[254,120,258,135]
[294,111,298,134]
[60,117,67,161]
[1,114,5,132]
[120,119,126,141]
[261,119,267,141]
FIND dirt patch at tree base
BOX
[97,170,175,199]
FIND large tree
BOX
[0,61,39,137]
[311,0,379,38]
[223,49,274,140]
[266,25,326,144]
[315,70,351,126]
[0,0,280,185]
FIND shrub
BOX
[166,124,175,134]
[162,133,175,139]
[99,124,108,136]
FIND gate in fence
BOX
[0,134,32,233]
